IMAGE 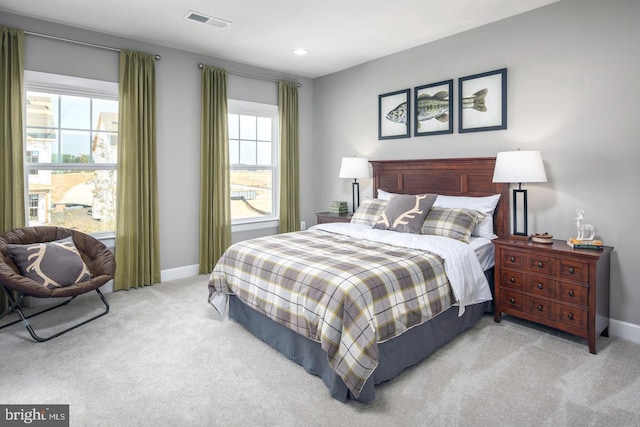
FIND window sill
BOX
[232,219,279,233]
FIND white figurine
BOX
[575,209,595,240]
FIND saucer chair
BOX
[0,226,115,342]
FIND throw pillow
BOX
[421,207,485,243]
[7,236,92,290]
[373,193,437,234]
[350,198,389,227]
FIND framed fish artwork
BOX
[413,79,454,136]
[378,88,410,140]
[458,68,507,133]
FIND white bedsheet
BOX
[468,236,495,271]
[310,222,493,316]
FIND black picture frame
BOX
[378,89,410,140]
[458,68,507,133]
[414,79,453,136]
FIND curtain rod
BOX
[24,31,161,60]
[197,63,301,87]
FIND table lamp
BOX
[339,157,370,213]
[492,149,547,236]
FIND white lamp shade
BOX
[339,157,370,179]
[492,150,547,184]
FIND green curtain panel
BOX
[278,81,300,234]
[0,27,25,233]
[0,26,25,312]
[199,66,231,274]
[114,50,161,290]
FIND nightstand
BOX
[315,212,353,224]
[493,237,613,354]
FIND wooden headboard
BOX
[370,157,510,238]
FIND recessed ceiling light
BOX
[293,48,308,56]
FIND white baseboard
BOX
[609,318,640,345]
[160,264,200,282]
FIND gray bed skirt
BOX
[228,269,494,403]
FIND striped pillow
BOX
[350,198,388,227]
[421,207,485,243]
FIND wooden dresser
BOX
[315,212,353,224]
[493,237,613,354]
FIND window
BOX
[227,100,279,225]
[28,194,39,220]
[24,71,118,236]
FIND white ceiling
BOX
[1,0,560,79]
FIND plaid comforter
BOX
[208,229,453,398]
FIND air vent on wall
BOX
[184,11,232,29]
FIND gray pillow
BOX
[421,207,485,243]
[350,198,389,227]
[7,236,92,289]
[373,193,437,234]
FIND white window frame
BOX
[227,99,279,232]
[23,71,118,239]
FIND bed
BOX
[208,157,509,402]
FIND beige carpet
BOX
[1,275,639,426]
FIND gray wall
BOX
[0,12,315,273]
[313,0,640,328]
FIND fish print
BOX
[385,102,408,124]
[415,91,449,129]
[388,88,488,128]
[461,88,488,112]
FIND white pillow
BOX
[377,189,396,201]
[433,194,501,239]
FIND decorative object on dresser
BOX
[492,149,547,237]
[530,232,554,244]
[493,237,613,354]
[338,156,370,213]
[574,209,596,241]
[316,211,353,224]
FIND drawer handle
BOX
[510,277,516,283]
[568,290,575,297]
[568,313,574,320]
[537,261,544,268]
[537,305,543,311]
[510,256,516,262]
[537,283,543,290]
[568,267,575,274]
[509,297,516,304]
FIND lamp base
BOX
[512,188,528,236]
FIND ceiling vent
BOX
[184,11,232,29]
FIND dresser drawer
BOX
[499,249,527,270]
[556,304,588,329]
[528,296,555,321]
[558,259,589,283]
[500,290,526,312]
[528,253,556,276]
[499,269,525,290]
[558,282,588,306]
[526,274,556,298]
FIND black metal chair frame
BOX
[0,285,110,342]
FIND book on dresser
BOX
[328,201,348,214]
[567,237,604,250]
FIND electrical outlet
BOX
[300,221,306,230]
